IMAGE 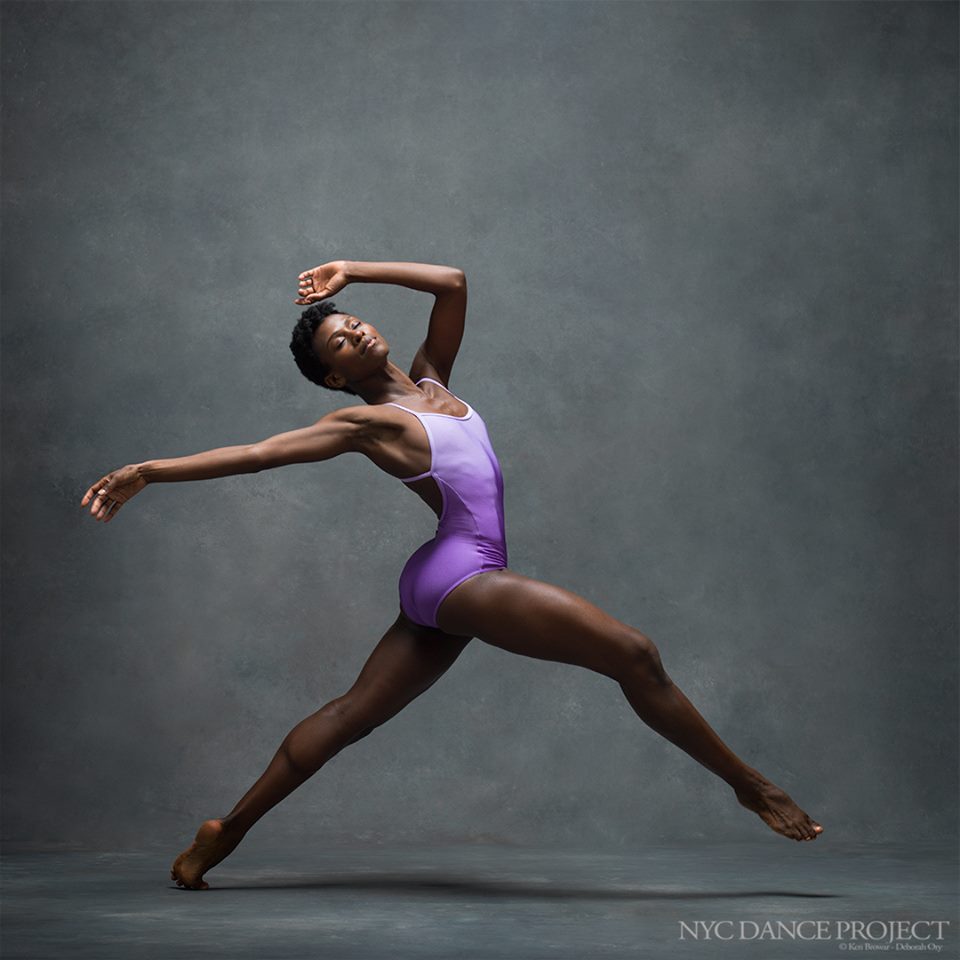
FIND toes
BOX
[802,821,820,840]
[172,873,208,890]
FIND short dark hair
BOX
[289,300,358,396]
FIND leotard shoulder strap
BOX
[383,378,472,420]
[416,376,451,390]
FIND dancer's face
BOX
[312,313,388,390]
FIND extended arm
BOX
[138,407,368,481]
[81,408,372,522]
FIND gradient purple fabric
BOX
[386,378,508,628]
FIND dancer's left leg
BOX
[170,612,471,889]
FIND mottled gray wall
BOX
[2,1,956,851]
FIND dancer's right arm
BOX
[142,406,370,480]
[82,407,371,522]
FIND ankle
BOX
[217,815,249,838]
[731,769,771,796]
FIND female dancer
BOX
[81,260,823,890]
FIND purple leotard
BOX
[386,378,508,629]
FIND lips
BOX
[362,336,376,355]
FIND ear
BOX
[324,371,348,391]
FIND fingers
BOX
[81,475,118,521]
[296,270,333,305]
[295,274,314,304]
[82,477,109,510]
[81,476,108,506]
[294,288,328,305]
[298,272,317,297]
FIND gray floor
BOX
[2,838,956,959]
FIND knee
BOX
[331,693,381,734]
[281,697,381,777]
[618,632,670,684]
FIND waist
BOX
[437,497,503,535]
[427,527,508,565]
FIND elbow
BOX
[439,268,465,292]
[245,445,272,473]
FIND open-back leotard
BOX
[385,378,508,629]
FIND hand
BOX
[81,464,147,523]
[295,261,350,305]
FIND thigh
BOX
[339,611,473,727]
[436,569,648,678]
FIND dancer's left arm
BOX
[81,407,371,523]
[296,260,464,301]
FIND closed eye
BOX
[335,320,361,349]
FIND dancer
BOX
[80,260,823,890]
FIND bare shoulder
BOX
[321,404,375,426]
[323,402,410,447]
[325,402,427,480]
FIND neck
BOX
[348,361,421,405]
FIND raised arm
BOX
[345,261,467,386]
[81,407,371,523]
[340,260,464,295]
[296,260,467,386]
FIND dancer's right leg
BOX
[436,569,823,843]
[171,612,471,889]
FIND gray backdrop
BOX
[2,1,956,851]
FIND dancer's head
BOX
[289,301,388,395]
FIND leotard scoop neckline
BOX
[385,377,473,421]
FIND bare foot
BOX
[735,781,824,841]
[170,818,244,890]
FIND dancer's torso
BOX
[381,378,507,548]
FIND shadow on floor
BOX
[181,874,840,899]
